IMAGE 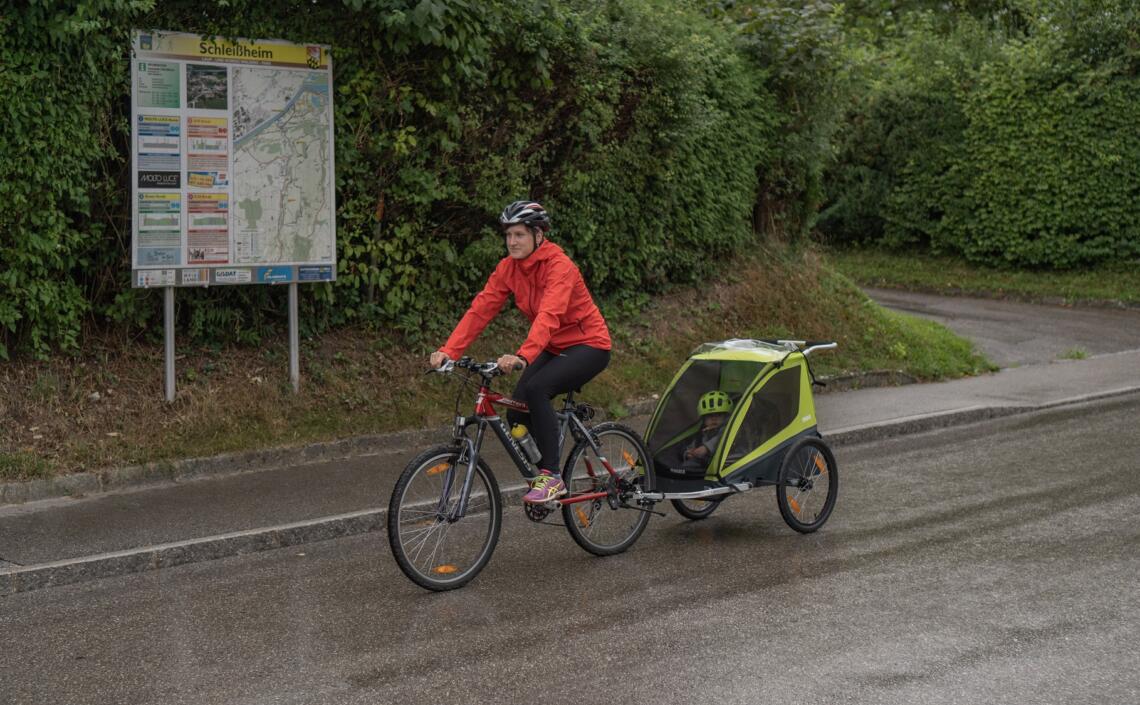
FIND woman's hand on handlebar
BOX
[496,354,526,373]
[429,350,450,369]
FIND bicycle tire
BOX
[671,497,722,521]
[776,437,838,534]
[388,445,502,591]
[561,422,654,556]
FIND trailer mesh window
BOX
[725,366,801,464]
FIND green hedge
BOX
[0,0,785,358]
[820,2,1140,269]
[961,44,1140,267]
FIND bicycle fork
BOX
[442,422,487,522]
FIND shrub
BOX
[0,0,781,357]
[819,0,1140,269]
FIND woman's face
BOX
[504,224,540,259]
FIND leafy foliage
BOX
[820,0,1140,268]
[2,0,785,358]
[0,2,147,359]
[720,0,849,237]
[10,0,1132,359]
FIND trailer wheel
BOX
[776,437,838,533]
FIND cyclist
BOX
[429,200,612,503]
[682,391,733,469]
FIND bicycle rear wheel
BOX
[776,437,838,533]
[388,445,502,591]
[561,422,654,556]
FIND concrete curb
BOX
[817,369,919,394]
[5,386,1140,596]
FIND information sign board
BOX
[131,30,336,287]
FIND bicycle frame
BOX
[444,382,628,520]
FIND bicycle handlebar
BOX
[431,356,523,377]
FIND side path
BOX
[2,348,1138,596]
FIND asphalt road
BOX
[2,395,1138,705]
[864,287,1140,367]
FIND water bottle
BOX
[511,424,543,464]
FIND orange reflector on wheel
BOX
[813,454,827,475]
[788,497,802,515]
[575,507,591,528]
[426,463,450,476]
[433,564,459,574]
[622,450,637,468]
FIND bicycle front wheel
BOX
[388,445,502,591]
[561,422,654,556]
[776,437,838,533]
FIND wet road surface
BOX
[2,395,1138,705]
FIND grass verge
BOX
[826,247,1140,307]
[0,243,991,482]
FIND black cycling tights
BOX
[506,345,610,475]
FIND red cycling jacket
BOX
[439,241,611,364]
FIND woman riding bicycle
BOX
[429,200,612,504]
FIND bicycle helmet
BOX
[698,390,733,417]
[499,200,551,233]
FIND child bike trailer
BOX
[642,339,839,532]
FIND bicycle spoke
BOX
[423,520,451,573]
[407,519,446,563]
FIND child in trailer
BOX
[681,390,734,470]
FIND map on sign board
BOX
[130,30,336,287]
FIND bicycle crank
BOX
[523,502,553,522]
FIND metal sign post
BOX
[289,282,300,393]
[164,286,176,402]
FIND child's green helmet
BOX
[698,390,733,417]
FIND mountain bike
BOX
[387,357,656,591]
